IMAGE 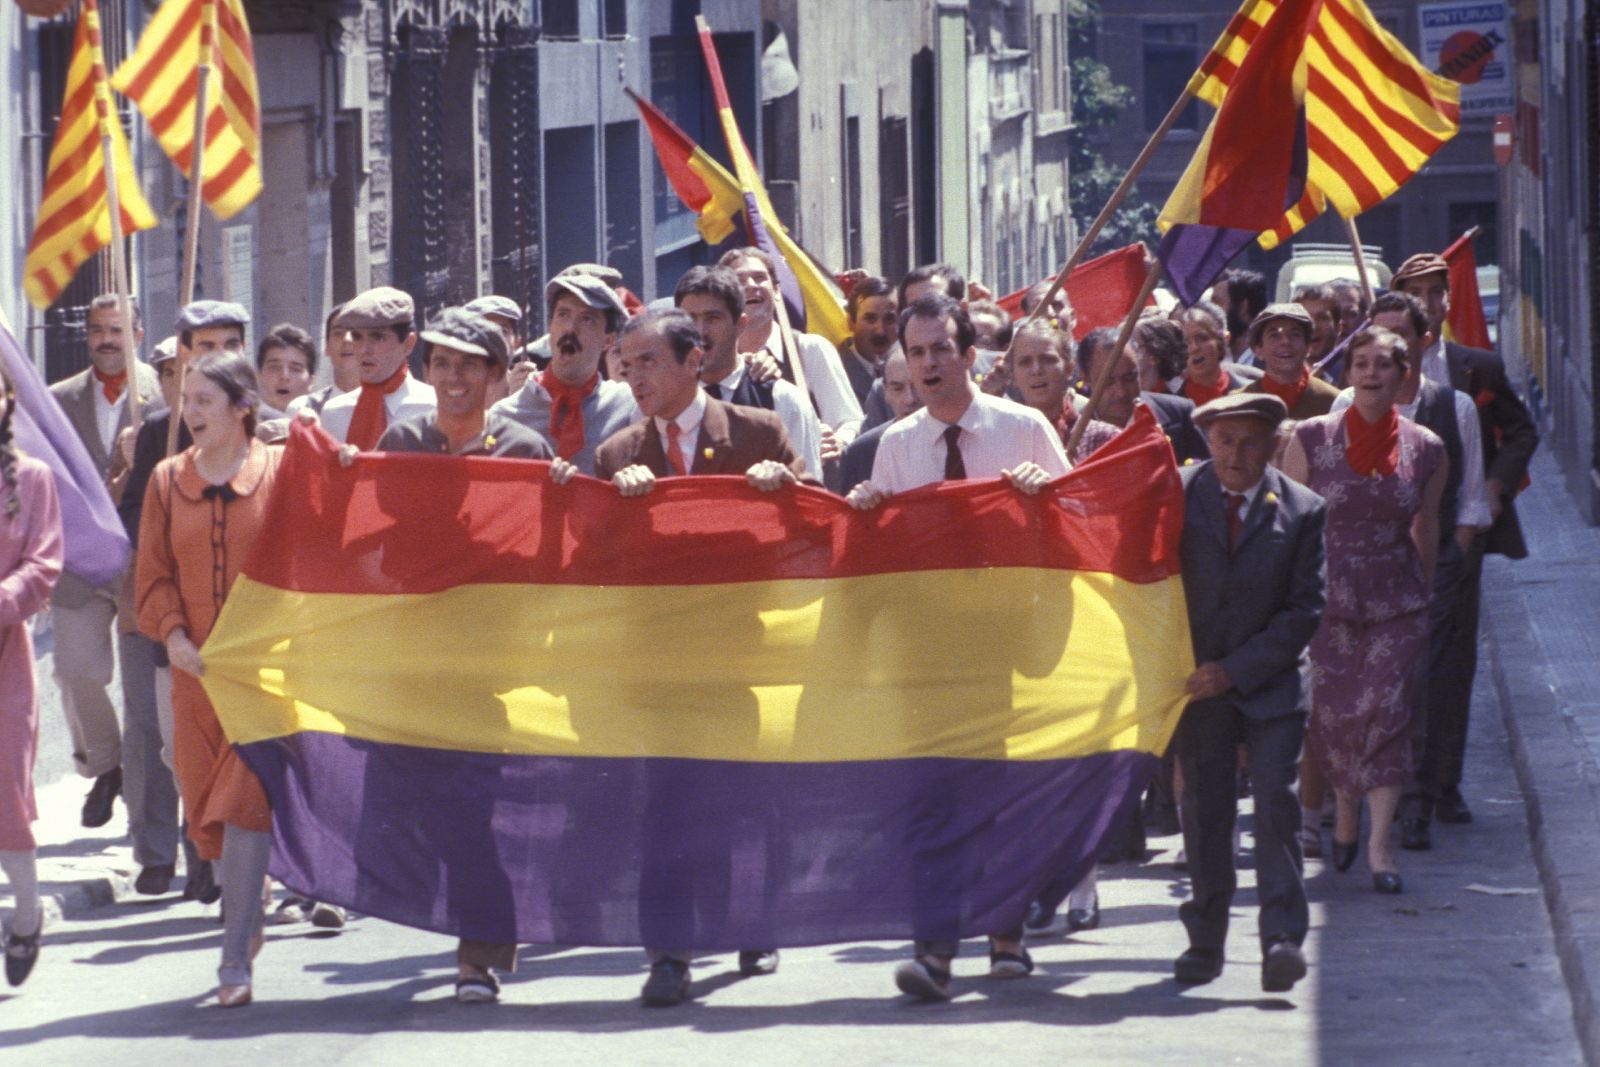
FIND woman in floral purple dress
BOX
[1282,327,1447,895]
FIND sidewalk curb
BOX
[39,867,135,929]
[1483,559,1600,1066]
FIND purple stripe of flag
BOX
[1,320,131,587]
[1156,224,1261,308]
[740,190,808,333]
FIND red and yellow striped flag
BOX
[1188,0,1460,249]
[23,0,158,310]
[112,0,262,220]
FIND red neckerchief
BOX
[93,367,128,404]
[1344,404,1401,478]
[347,362,410,450]
[1183,372,1231,407]
[540,369,599,460]
[1259,365,1310,412]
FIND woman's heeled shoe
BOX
[217,982,253,1008]
[1331,838,1359,872]
[1372,870,1404,895]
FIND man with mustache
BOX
[490,272,639,476]
[47,294,172,892]
[838,276,898,405]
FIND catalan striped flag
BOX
[22,0,158,310]
[112,0,262,220]
[693,19,850,347]
[1157,0,1318,306]
[199,411,1192,947]
[1188,0,1460,249]
[626,88,746,246]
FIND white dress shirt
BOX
[1419,339,1451,388]
[654,387,707,475]
[1330,377,1491,528]
[91,383,127,455]
[869,390,1070,495]
[757,329,865,444]
[705,361,825,479]
[318,374,437,444]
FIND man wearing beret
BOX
[1390,251,1539,829]
[1172,392,1326,993]
[318,286,436,449]
[1240,303,1342,420]
[490,271,639,475]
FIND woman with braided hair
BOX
[0,363,65,987]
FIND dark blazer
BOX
[1445,341,1538,559]
[118,409,191,547]
[593,397,805,481]
[839,421,889,495]
[1142,391,1210,465]
[1179,462,1327,720]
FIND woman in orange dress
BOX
[137,350,283,1007]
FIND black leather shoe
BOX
[183,861,221,904]
[1436,789,1473,824]
[1373,870,1404,894]
[1173,947,1224,984]
[1066,904,1100,932]
[641,958,691,1005]
[1331,837,1360,872]
[894,956,953,1001]
[738,949,779,976]
[1261,940,1306,993]
[81,768,122,829]
[135,863,176,896]
[4,926,40,987]
[1024,900,1057,931]
[1400,818,1432,851]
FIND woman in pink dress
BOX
[0,365,65,987]
[1282,326,1446,895]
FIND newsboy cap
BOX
[464,295,523,323]
[149,336,179,366]
[419,307,510,367]
[176,300,250,334]
[1391,252,1450,285]
[1193,391,1289,430]
[554,262,624,288]
[337,286,416,330]
[545,273,628,321]
[1246,302,1315,348]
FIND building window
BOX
[1034,13,1067,117]
[842,112,863,269]
[1142,23,1201,132]
[545,0,580,41]
[603,0,627,40]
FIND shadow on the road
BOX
[37,836,125,860]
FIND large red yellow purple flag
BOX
[198,412,1192,948]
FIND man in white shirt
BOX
[718,246,863,449]
[318,287,436,448]
[1328,291,1493,852]
[844,293,1067,1000]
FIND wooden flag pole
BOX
[171,0,216,457]
[1342,215,1375,311]
[1065,256,1165,459]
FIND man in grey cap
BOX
[1172,391,1326,994]
[1239,303,1341,420]
[464,296,525,402]
[488,270,639,475]
[371,308,552,459]
[318,286,436,449]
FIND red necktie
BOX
[540,369,598,460]
[347,363,410,450]
[1225,493,1246,551]
[93,368,128,404]
[665,421,689,475]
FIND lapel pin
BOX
[703,447,715,460]
[1265,491,1278,504]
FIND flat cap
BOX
[546,273,628,320]
[419,307,510,366]
[554,262,623,288]
[150,335,178,366]
[1392,252,1449,285]
[1247,302,1315,348]
[337,286,415,330]
[176,299,250,333]
[1193,391,1288,429]
[464,295,523,323]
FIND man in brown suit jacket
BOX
[47,295,171,883]
[1240,303,1341,420]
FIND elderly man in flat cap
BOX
[489,272,639,475]
[1388,251,1538,832]
[318,287,436,449]
[1239,303,1342,421]
[1172,392,1326,994]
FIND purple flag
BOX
[1,319,131,587]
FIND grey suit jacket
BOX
[1179,462,1327,720]
[48,362,161,478]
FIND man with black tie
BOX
[1172,392,1326,993]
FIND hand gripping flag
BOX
[23,0,158,310]
[113,0,262,220]
[199,410,1193,948]
[1189,0,1460,250]
[1157,0,1320,306]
